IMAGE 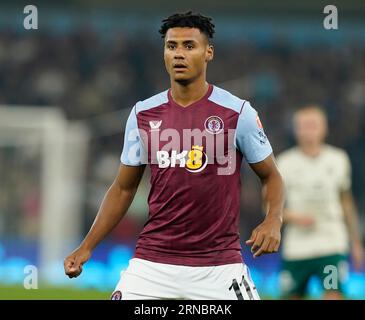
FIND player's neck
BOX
[299,143,323,158]
[170,79,209,107]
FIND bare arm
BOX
[245,154,285,257]
[64,164,146,278]
[341,190,364,270]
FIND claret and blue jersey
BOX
[121,84,273,266]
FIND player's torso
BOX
[280,146,346,219]
[278,146,349,259]
[133,85,244,262]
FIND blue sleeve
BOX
[120,105,147,166]
[235,101,273,163]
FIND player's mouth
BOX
[173,63,188,72]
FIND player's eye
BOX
[166,43,176,50]
[185,44,194,50]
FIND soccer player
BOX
[64,12,284,300]
[277,105,364,300]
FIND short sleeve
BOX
[339,152,352,192]
[235,101,273,163]
[120,105,147,166]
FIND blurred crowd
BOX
[0,27,365,241]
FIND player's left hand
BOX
[246,216,282,258]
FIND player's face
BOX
[294,110,327,145]
[164,27,213,84]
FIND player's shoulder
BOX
[276,147,301,165]
[135,89,169,114]
[209,85,248,114]
[323,144,349,161]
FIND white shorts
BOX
[111,258,260,300]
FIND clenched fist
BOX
[64,247,92,278]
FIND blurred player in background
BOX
[277,105,364,299]
[64,11,284,300]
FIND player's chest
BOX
[137,104,239,149]
[137,104,240,168]
[138,104,237,133]
[286,158,342,192]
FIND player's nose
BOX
[173,47,185,59]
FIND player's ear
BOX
[206,44,214,62]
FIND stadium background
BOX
[0,0,364,299]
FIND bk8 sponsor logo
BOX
[156,145,208,173]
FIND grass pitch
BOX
[0,285,110,300]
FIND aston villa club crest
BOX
[204,116,224,134]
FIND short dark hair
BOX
[159,11,215,40]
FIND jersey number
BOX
[229,275,254,300]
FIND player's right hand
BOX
[64,247,92,278]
